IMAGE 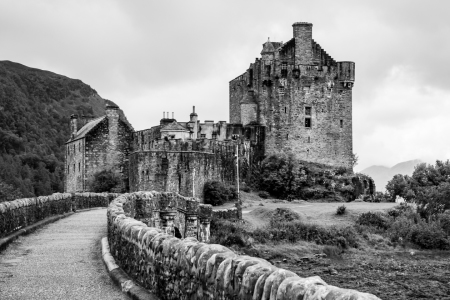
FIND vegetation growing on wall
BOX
[203,181,237,206]
[253,153,374,201]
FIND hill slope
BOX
[0,60,130,201]
[361,159,422,191]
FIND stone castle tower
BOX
[229,22,354,167]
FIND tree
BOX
[386,174,412,202]
[90,170,120,193]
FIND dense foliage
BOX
[386,160,450,217]
[210,207,359,249]
[203,181,237,206]
[91,170,121,193]
[256,153,374,201]
[0,61,126,202]
[356,203,450,250]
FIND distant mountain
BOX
[360,159,422,191]
[0,60,130,201]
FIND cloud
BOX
[0,0,449,169]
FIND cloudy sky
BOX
[0,0,449,171]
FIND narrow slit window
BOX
[284,107,287,113]
[286,134,289,140]
[281,62,288,78]
[305,118,311,128]
[308,136,311,143]
[73,164,75,173]
[340,120,343,128]
[78,162,80,172]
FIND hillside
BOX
[361,159,422,191]
[0,60,130,201]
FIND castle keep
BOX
[65,22,355,200]
[230,22,354,167]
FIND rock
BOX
[329,268,338,275]
[283,258,288,263]
[259,203,264,206]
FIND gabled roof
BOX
[67,116,106,143]
[160,121,189,132]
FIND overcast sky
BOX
[1,0,449,171]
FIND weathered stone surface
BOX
[230,22,354,168]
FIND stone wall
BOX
[0,192,119,239]
[129,139,237,201]
[107,193,380,300]
[229,22,354,169]
[212,207,239,220]
[85,118,133,192]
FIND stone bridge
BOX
[0,192,381,300]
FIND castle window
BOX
[78,143,81,151]
[305,118,311,128]
[201,134,206,138]
[340,120,343,128]
[161,158,169,172]
[286,134,289,140]
[281,62,288,78]
[73,164,75,173]
[284,107,287,113]
[264,65,271,77]
[78,162,80,172]
[308,136,311,143]
[305,107,311,116]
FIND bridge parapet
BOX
[107,192,381,300]
[0,192,119,239]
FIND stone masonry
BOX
[230,22,354,168]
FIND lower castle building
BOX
[65,22,355,201]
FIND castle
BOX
[65,22,355,201]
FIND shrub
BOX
[241,185,251,193]
[336,205,346,215]
[410,222,450,250]
[437,213,450,235]
[91,170,121,193]
[357,212,389,229]
[209,218,249,247]
[203,181,236,206]
[270,208,300,225]
[258,191,270,199]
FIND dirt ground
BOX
[254,249,450,300]
[215,193,450,299]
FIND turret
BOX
[70,114,78,138]
[337,61,355,88]
[190,106,198,139]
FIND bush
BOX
[357,212,389,229]
[437,213,450,235]
[203,181,236,206]
[410,222,450,250]
[336,205,346,215]
[91,170,121,193]
[241,185,251,193]
[258,191,270,199]
[209,218,249,247]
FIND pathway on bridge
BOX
[0,209,129,300]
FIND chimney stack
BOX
[70,114,78,138]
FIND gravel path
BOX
[0,208,129,300]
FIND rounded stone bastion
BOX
[106,191,381,300]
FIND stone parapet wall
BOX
[212,207,239,220]
[107,193,380,300]
[0,192,119,239]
